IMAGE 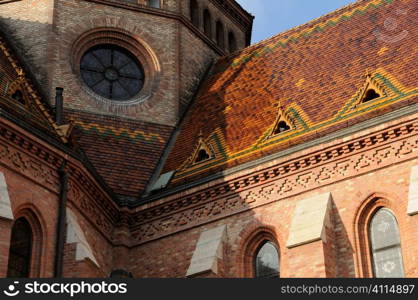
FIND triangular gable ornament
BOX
[354,71,390,107]
[270,106,295,137]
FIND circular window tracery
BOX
[80,44,145,101]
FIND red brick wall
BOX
[0,218,12,277]
[0,167,59,277]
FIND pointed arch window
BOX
[203,9,212,38]
[228,31,237,53]
[369,208,404,278]
[7,218,33,278]
[190,0,199,27]
[254,241,280,278]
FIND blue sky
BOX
[237,0,357,44]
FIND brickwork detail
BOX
[0,123,119,239]
[131,118,418,245]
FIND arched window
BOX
[216,21,225,49]
[228,31,237,53]
[203,9,212,38]
[190,0,199,27]
[254,241,280,278]
[369,208,404,278]
[7,218,33,278]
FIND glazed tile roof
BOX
[162,0,418,187]
[0,33,63,142]
[65,109,173,199]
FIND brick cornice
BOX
[128,114,418,246]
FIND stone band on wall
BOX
[0,172,13,220]
[186,225,226,277]
[407,165,418,216]
[286,192,332,248]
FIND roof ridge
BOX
[221,0,392,62]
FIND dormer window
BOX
[11,90,25,105]
[195,149,210,163]
[362,89,380,103]
[273,121,291,135]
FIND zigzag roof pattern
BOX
[162,0,418,187]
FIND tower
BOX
[0,0,253,125]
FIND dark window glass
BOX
[363,89,380,103]
[7,218,33,278]
[203,9,212,38]
[11,90,25,105]
[80,44,145,101]
[147,0,160,8]
[274,121,291,135]
[190,0,199,26]
[195,149,210,163]
[255,241,279,278]
[369,208,404,278]
[110,269,133,278]
[228,32,237,53]
[216,21,225,49]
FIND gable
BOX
[0,34,64,142]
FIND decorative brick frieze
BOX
[0,121,119,240]
[0,137,60,194]
[130,118,418,245]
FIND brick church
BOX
[0,0,416,278]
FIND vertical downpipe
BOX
[54,86,67,277]
[54,162,68,278]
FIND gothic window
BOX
[216,21,225,49]
[228,31,237,53]
[80,44,145,101]
[190,0,199,27]
[203,9,212,38]
[147,0,160,8]
[362,89,380,103]
[369,208,404,278]
[7,218,33,278]
[255,241,280,278]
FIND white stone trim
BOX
[407,166,418,216]
[0,172,13,220]
[286,192,332,248]
[66,209,99,267]
[186,225,226,277]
